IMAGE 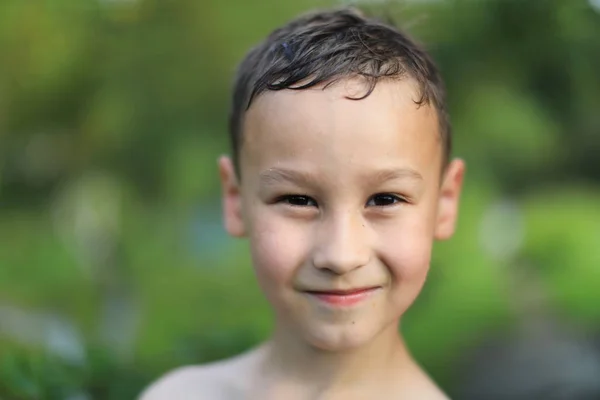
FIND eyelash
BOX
[276,194,408,208]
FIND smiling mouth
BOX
[303,287,381,307]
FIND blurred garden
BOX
[0,0,599,398]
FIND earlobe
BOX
[434,159,465,241]
[218,156,246,237]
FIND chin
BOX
[304,324,378,352]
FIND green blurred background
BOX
[1,0,599,399]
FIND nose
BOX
[311,210,371,275]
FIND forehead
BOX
[240,78,442,180]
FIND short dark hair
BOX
[229,7,451,177]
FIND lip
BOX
[303,287,381,307]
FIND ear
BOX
[218,155,246,237]
[434,159,465,241]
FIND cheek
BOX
[247,209,309,294]
[379,209,436,283]
[378,221,433,316]
[383,236,432,284]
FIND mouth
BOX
[303,287,381,307]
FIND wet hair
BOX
[228,7,451,177]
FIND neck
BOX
[257,322,417,397]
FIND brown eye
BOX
[281,195,318,207]
[367,194,404,207]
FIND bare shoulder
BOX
[415,374,451,400]
[424,386,451,400]
[399,379,450,400]
[138,365,228,400]
[398,362,451,400]
[139,350,259,400]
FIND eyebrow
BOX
[259,168,315,187]
[372,167,423,183]
[258,167,423,187]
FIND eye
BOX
[279,195,318,207]
[366,193,406,207]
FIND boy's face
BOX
[220,78,464,351]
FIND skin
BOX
[141,77,465,400]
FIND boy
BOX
[142,7,464,400]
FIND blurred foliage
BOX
[0,0,599,398]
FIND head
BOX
[219,8,465,351]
